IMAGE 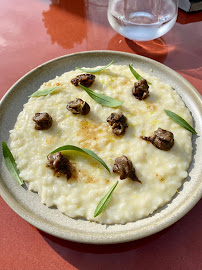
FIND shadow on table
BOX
[162,9,202,73]
[177,9,202,24]
[125,38,168,64]
[107,8,202,76]
[39,199,202,269]
[41,225,171,253]
[107,33,168,64]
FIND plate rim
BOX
[0,50,202,244]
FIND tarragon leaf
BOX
[49,145,110,173]
[129,64,151,85]
[29,86,60,97]
[76,60,114,73]
[2,141,23,185]
[164,110,197,135]
[79,83,123,107]
[94,181,118,217]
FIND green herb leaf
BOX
[50,145,110,173]
[29,86,60,97]
[79,83,123,107]
[129,64,151,85]
[76,60,114,73]
[2,141,23,185]
[164,109,197,135]
[94,181,118,217]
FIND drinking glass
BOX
[108,0,178,41]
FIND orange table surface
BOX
[0,1,201,270]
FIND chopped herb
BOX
[2,141,23,185]
[76,60,114,73]
[49,145,110,173]
[94,181,118,217]
[79,83,123,107]
[164,109,197,135]
[129,64,151,85]
[29,86,60,97]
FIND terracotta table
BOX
[0,1,201,269]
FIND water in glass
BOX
[108,0,178,41]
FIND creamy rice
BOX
[9,65,193,224]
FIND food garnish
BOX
[94,181,118,217]
[67,98,90,115]
[129,64,151,85]
[71,74,95,87]
[164,109,197,135]
[49,145,110,173]
[29,86,60,97]
[79,83,123,107]
[113,155,141,182]
[2,141,24,185]
[76,60,114,73]
[141,128,174,151]
[33,112,53,130]
[107,112,128,136]
[132,79,149,100]
[46,152,72,180]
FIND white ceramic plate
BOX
[0,51,201,244]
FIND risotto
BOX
[9,64,193,224]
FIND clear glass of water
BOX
[108,0,178,41]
